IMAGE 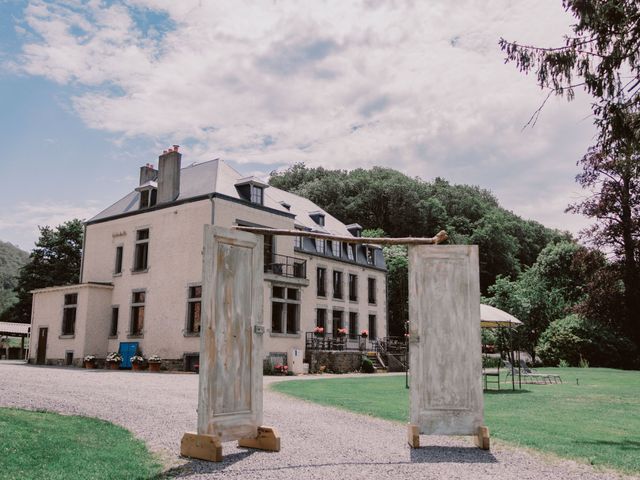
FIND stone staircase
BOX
[365,351,387,373]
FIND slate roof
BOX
[88,159,348,238]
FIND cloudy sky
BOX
[1,0,595,251]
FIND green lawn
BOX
[273,368,640,474]
[0,408,162,480]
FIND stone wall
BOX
[307,351,363,374]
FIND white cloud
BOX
[0,201,100,251]
[11,0,597,235]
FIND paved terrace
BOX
[0,363,628,480]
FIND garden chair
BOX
[503,359,548,384]
[519,359,562,384]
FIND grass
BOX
[273,368,640,474]
[0,408,162,480]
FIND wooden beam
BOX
[474,426,490,450]
[180,432,223,462]
[407,424,420,448]
[238,426,281,452]
[233,227,448,246]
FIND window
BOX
[368,314,377,339]
[294,235,302,249]
[114,246,123,274]
[348,274,358,301]
[315,238,326,254]
[271,287,300,334]
[333,271,343,299]
[251,185,264,205]
[130,290,145,336]
[368,277,377,304]
[366,246,376,265]
[264,234,274,271]
[133,229,149,272]
[61,293,77,335]
[347,243,355,261]
[332,310,343,338]
[139,188,157,209]
[331,240,341,257]
[349,312,358,340]
[316,308,326,330]
[316,267,327,297]
[186,285,202,334]
[110,307,119,337]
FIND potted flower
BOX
[360,329,368,339]
[148,354,162,372]
[313,326,324,337]
[83,354,97,369]
[130,355,145,371]
[337,327,347,338]
[274,364,288,375]
[105,352,122,369]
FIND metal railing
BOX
[305,332,378,352]
[264,254,307,279]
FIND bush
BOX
[537,314,637,368]
[361,356,375,373]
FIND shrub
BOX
[361,356,375,373]
[537,314,637,368]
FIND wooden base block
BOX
[238,426,281,452]
[180,432,223,462]
[407,424,420,448]
[474,426,490,450]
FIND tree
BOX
[2,220,83,323]
[501,1,640,347]
[499,0,640,149]
[0,241,29,314]
[567,147,640,342]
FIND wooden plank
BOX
[180,432,222,462]
[409,245,483,436]
[233,226,448,245]
[197,226,264,442]
[238,426,281,452]
[407,424,420,448]
[474,426,491,450]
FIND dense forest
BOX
[270,164,638,368]
[0,241,29,316]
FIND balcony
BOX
[265,254,307,279]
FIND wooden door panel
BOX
[198,226,263,442]
[408,245,483,435]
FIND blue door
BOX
[118,342,138,369]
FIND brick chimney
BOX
[157,145,181,203]
[139,163,158,185]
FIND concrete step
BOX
[374,368,388,374]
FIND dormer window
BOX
[235,176,268,206]
[309,211,325,226]
[251,185,263,205]
[136,181,158,210]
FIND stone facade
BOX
[307,351,363,374]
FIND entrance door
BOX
[37,327,48,365]
[118,342,139,369]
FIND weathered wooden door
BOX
[408,245,483,435]
[197,226,264,441]
[37,327,47,365]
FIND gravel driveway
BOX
[0,363,630,480]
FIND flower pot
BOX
[132,362,143,371]
[107,362,120,370]
[84,361,96,369]
[148,362,161,372]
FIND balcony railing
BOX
[305,332,379,352]
[265,254,307,279]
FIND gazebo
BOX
[480,304,522,390]
[0,322,30,361]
